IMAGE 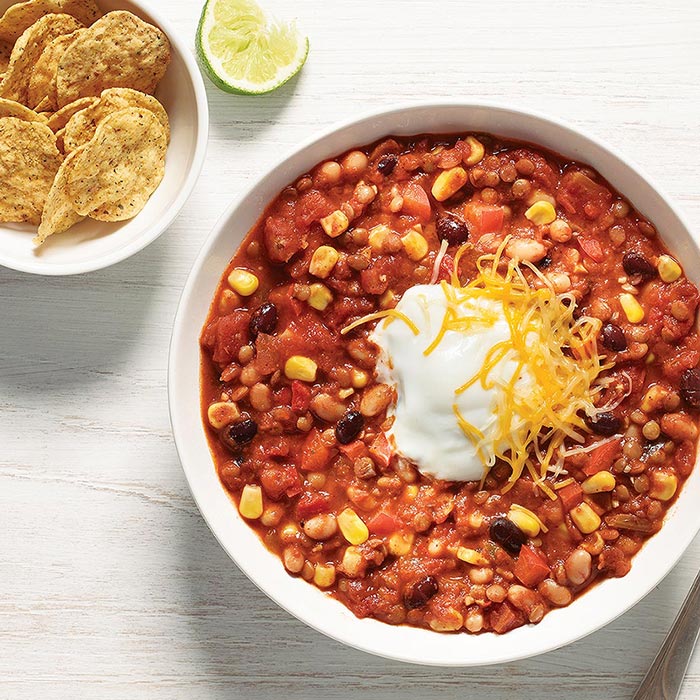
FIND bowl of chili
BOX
[169,101,700,665]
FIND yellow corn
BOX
[351,368,369,388]
[582,471,616,494]
[456,547,491,566]
[526,190,557,207]
[658,255,682,283]
[403,484,419,501]
[641,384,668,413]
[368,224,394,252]
[320,209,349,238]
[620,293,645,323]
[401,228,429,261]
[228,269,259,296]
[525,200,557,225]
[207,401,240,429]
[340,546,364,577]
[239,484,263,519]
[507,509,540,538]
[337,507,369,545]
[309,245,339,278]
[464,136,485,165]
[431,166,468,201]
[569,502,601,534]
[284,355,317,382]
[313,563,336,588]
[308,283,333,311]
[649,472,678,501]
[388,532,414,557]
[338,388,354,399]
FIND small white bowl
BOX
[0,0,208,276]
[169,102,700,666]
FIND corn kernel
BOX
[649,472,678,501]
[507,509,540,537]
[582,471,616,494]
[207,401,240,429]
[569,502,601,534]
[320,209,349,238]
[308,283,333,311]
[456,547,491,566]
[284,355,317,382]
[401,228,429,261]
[239,484,263,519]
[431,166,468,202]
[351,368,369,388]
[403,484,419,501]
[658,255,682,283]
[228,268,259,296]
[313,563,336,588]
[464,136,485,165]
[525,200,557,226]
[338,388,354,399]
[340,546,364,577]
[309,245,339,278]
[368,224,394,252]
[337,507,369,545]
[388,532,414,556]
[526,190,557,207]
[620,293,645,323]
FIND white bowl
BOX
[0,0,208,276]
[169,102,700,666]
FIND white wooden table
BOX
[2,0,700,697]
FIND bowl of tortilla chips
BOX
[0,0,208,275]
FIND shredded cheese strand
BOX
[340,309,420,337]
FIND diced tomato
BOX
[463,202,504,237]
[259,466,302,500]
[401,181,431,222]
[578,237,605,262]
[338,440,367,460]
[296,491,331,520]
[480,206,504,234]
[274,386,292,406]
[291,380,311,413]
[514,546,551,587]
[582,439,623,476]
[212,310,250,364]
[264,205,306,263]
[489,602,526,634]
[295,190,335,228]
[369,432,393,468]
[366,511,400,536]
[300,428,336,471]
[557,170,612,217]
[559,481,584,511]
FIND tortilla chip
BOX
[35,147,84,245]
[46,95,95,131]
[56,11,170,108]
[63,87,169,153]
[0,0,100,43]
[0,39,12,73]
[0,117,62,224]
[27,29,81,110]
[0,13,83,105]
[0,96,47,122]
[66,107,167,220]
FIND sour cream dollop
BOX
[371,283,534,482]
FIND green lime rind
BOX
[196,0,309,96]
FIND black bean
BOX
[601,323,627,352]
[404,576,439,610]
[622,251,656,278]
[249,302,278,339]
[680,368,700,408]
[436,214,470,246]
[221,418,258,450]
[377,153,398,175]
[489,517,527,556]
[536,254,552,269]
[335,410,364,444]
[585,411,622,436]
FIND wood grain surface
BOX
[2,1,700,698]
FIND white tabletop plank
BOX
[2,0,700,697]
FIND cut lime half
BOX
[196,0,309,95]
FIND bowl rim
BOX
[168,99,700,666]
[0,0,209,277]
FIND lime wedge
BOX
[196,0,309,95]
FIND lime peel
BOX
[196,0,309,95]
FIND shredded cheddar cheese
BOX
[340,309,420,337]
